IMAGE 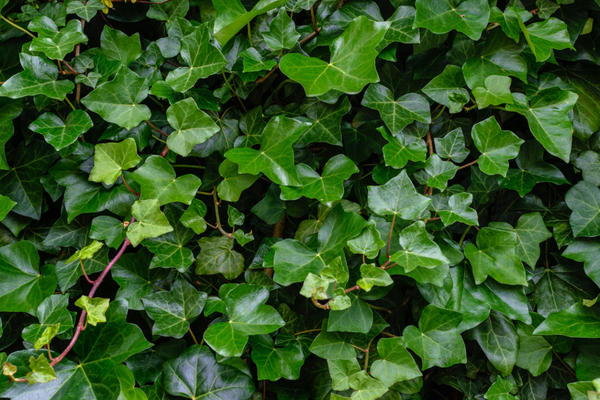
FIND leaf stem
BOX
[0,14,35,38]
[145,120,169,137]
[386,213,396,260]
[64,96,76,111]
[294,328,321,336]
[79,259,96,284]
[221,71,247,112]
[457,159,478,170]
[188,328,198,344]
[212,189,234,239]
[121,173,140,197]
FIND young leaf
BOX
[89,138,141,185]
[127,199,174,246]
[166,97,219,156]
[75,296,109,326]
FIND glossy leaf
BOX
[29,110,93,151]
[89,138,141,185]
[471,116,523,177]
[414,0,490,40]
[166,97,219,156]
[127,199,174,247]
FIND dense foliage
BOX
[0,0,599,398]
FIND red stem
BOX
[457,159,478,170]
[50,225,133,367]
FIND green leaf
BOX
[519,17,574,62]
[66,0,104,21]
[225,116,310,186]
[422,65,470,113]
[370,337,421,387]
[279,16,389,96]
[379,5,420,48]
[75,296,109,326]
[473,75,513,109]
[348,222,385,259]
[329,359,361,391]
[250,334,305,381]
[263,7,300,50]
[505,89,578,162]
[195,236,245,280]
[357,263,392,292]
[434,128,469,163]
[0,194,16,221]
[22,294,73,346]
[362,84,431,133]
[391,221,449,272]
[424,154,459,189]
[89,138,141,185]
[203,284,284,356]
[26,354,56,384]
[142,278,207,338]
[485,376,517,400]
[180,198,207,234]
[575,151,600,186]
[515,320,552,376]
[379,126,427,169]
[534,302,600,338]
[0,53,74,100]
[368,170,431,219]
[437,192,479,226]
[100,25,142,66]
[146,0,189,21]
[65,240,103,263]
[32,323,60,350]
[217,160,259,202]
[348,371,388,400]
[162,345,254,399]
[0,99,23,170]
[82,68,151,130]
[563,240,600,288]
[165,24,227,93]
[29,110,93,151]
[403,305,466,369]
[280,154,358,203]
[90,215,126,248]
[0,241,56,314]
[513,212,551,267]
[28,17,87,60]
[327,295,373,334]
[298,97,351,146]
[213,0,286,45]
[309,331,356,360]
[464,222,527,285]
[472,116,523,177]
[472,312,518,376]
[165,97,219,156]
[127,199,174,247]
[131,155,201,205]
[566,181,600,238]
[241,47,277,73]
[414,0,490,40]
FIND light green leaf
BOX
[391,221,449,272]
[263,7,300,50]
[180,199,207,234]
[203,284,284,356]
[0,194,16,221]
[26,354,56,384]
[127,199,174,246]
[29,110,93,151]
[75,295,109,326]
[28,17,87,60]
[370,337,421,387]
[379,127,427,169]
[328,359,361,391]
[485,376,517,400]
[473,75,513,109]
[566,181,600,238]
[65,240,103,264]
[131,155,201,205]
[362,84,431,133]
[279,16,389,96]
[309,331,356,360]
[81,68,151,130]
[280,154,358,203]
[195,236,245,280]
[471,116,523,177]
[213,0,286,45]
[368,170,431,219]
[217,160,259,202]
[348,222,385,259]
[513,212,551,267]
[0,53,74,100]
[414,0,490,40]
[89,138,141,185]
[327,295,373,334]
[534,302,600,338]
[464,222,527,285]
[348,371,388,400]
[403,305,466,369]
[422,65,470,113]
[225,116,310,186]
[66,0,104,21]
[33,323,60,350]
[434,128,469,163]
[165,24,227,92]
[0,241,56,314]
[519,17,574,62]
[100,25,142,66]
[424,154,459,189]
[250,334,305,381]
[437,192,479,226]
[505,89,578,162]
[142,278,207,338]
[165,97,219,156]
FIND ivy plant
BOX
[0,0,599,399]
